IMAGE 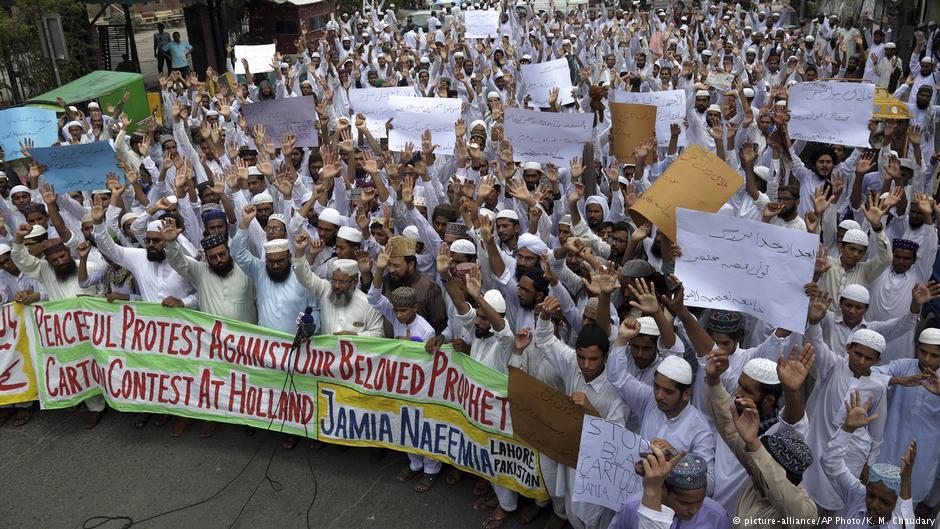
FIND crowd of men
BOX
[2,0,940,528]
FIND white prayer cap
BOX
[753,166,770,180]
[484,289,507,313]
[496,209,519,221]
[342,36,351,41]
[922,56,934,65]
[247,167,263,176]
[517,233,549,256]
[522,53,532,61]
[804,35,815,43]
[301,80,312,86]
[559,214,572,226]
[479,208,496,221]
[455,52,464,59]
[774,99,788,107]
[121,211,140,225]
[251,192,274,205]
[637,316,660,336]
[450,239,476,255]
[695,90,710,98]
[26,225,46,239]
[743,358,780,385]
[522,161,543,172]
[268,213,287,226]
[263,238,290,254]
[413,195,427,207]
[66,120,83,129]
[842,228,869,247]
[312,52,321,58]
[68,106,78,112]
[0,171,6,179]
[562,39,571,45]
[0,244,10,255]
[403,225,420,240]
[885,42,896,49]
[899,158,917,171]
[487,91,501,100]
[205,109,220,117]
[838,219,861,231]
[707,104,722,113]
[301,191,314,204]
[918,328,940,345]
[469,119,487,131]
[10,185,30,196]
[318,207,343,226]
[701,50,713,57]
[656,355,693,385]
[146,220,163,233]
[88,101,100,109]
[166,195,178,204]
[679,24,689,31]
[337,225,363,243]
[743,87,755,98]
[744,25,753,30]
[81,213,93,224]
[841,284,870,304]
[850,329,885,354]
[332,258,360,276]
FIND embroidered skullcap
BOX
[160,134,175,146]
[202,209,227,224]
[838,219,861,231]
[387,235,417,257]
[389,286,418,307]
[850,329,885,354]
[146,220,164,233]
[695,90,710,97]
[891,239,919,253]
[450,239,476,255]
[764,428,813,476]
[81,213,93,224]
[656,355,693,385]
[10,185,30,196]
[841,284,870,304]
[559,214,572,226]
[332,258,359,276]
[201,234,227,251]
[743,358,780,385]
[251,192,274,205]
[337,225,363,243]
[621,259,654,278]
[919,327,940,345]
[266,213,286,227]
[707,310,742,333]
[402,225,420,240]
[869,464,901,495]
[484,289,507,313]
[842,228,869,246]
[263,238,290,254]
[522,161,543,172]
[496,209,519,221]
[318,207,343,226]
[26,225,46,239]
[0,244,9,255]
[637,316,660,337]
[585,297,599,311]
[517,233,549,256]
[665,453,707,490]
[370,216,385,226]
[21,203,45,217]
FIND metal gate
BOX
[97,24,131,72]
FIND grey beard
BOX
[329,289,354,307]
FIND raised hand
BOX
[160,222,183,242]
[807,289,832,324]
[777,344,815,392]
[513,328,532,351]
[465,265,483,299]
[730,397,760,447]
[628,278,661,315]
[842,389,879,432]
[436,244,453,277]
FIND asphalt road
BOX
[0,407,551,529]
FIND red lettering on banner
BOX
[198,368,213,409]
[0,358,26,392]
[107,358,123,398]
[338,340,354,379]
[428,349,449,396]
[121,305,135,349]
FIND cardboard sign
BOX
[508,366,584,468]
[611,103,657,162]
[628,145,742,240]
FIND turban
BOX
[517,233,549,256]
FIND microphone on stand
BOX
[292,306,317,348]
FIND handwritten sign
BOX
[521,59,574,107]
[611,103,656,162]
[233,44,276,75]
[240,95,319,148]
[464,10,500,39]
[788,81,875,147]
[573,417,650,511]
[508,367,584,468]
[611,89,686,147]
[387,96,462,155]
[629,145,742,241]
[349,87,415,138]
[0,108,59,159]
[504,108,593,166]
[675,208,817,333]
[28,141,119,191]
[706,71,735,92]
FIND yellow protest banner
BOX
[611,103,657,162]
[629,145,743,241]
[0,304,37,405]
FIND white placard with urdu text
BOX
[674,208,818,333]
[788,81,875,147]
[464,11,500,39]
[504,108,593,165]
[233,44,276,75]
[349,87,415,138]
[521,59,575,107]
[387,96,462,155]
[611,89,686,147]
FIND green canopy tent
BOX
[27,70,149,130]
